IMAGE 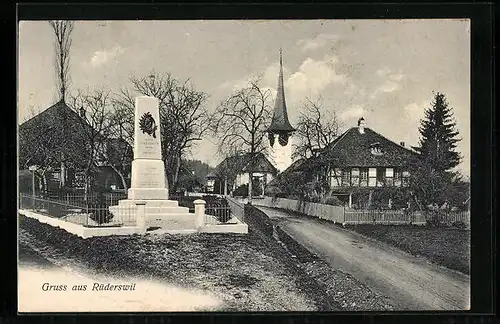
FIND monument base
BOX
[109,198,197,230]
[127,188,169,200]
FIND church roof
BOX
[267,49,295,134]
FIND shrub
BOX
[306,195,321,203]
[275,192,288,198]
[425,210,448,227]
[201,196,232,223]
[88,203,113,224]
[323,196,344,206]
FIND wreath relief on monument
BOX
[139,112,158,138]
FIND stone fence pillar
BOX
[136,201,147,234]
[194,199,206,230]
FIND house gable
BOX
[318,127,419,168]
[213,152,277,180]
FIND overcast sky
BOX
[18,19,470,176]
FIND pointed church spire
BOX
[267,48,295,134]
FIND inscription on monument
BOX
[137,137,158,157]
[135,164,163,188]
[134,97,162,160]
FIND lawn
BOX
[19,215,324,311]
[19,213,396,311]
[346,224,470,275]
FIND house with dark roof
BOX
[207,152,278,195]
[285,118,420,208]
[19,100,133,193]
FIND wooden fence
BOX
[254,196,470,227]
[253,196,345,223]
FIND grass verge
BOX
[344,224,470,275]
[19,214,322,311]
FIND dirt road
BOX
[255,206,470,311]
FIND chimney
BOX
[400,141,405,147]
[79,106,85,118]
[357,117,365,134]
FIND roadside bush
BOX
[323,196,344,206]
[244,205,274,237]
[425,210,448,227]
[305,194,321,203]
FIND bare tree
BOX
[68,89,115,201]
[293,96,342,160]
[19,116,67,193]
[211,78,272,204]
[48,21,75,102]
[114,71,211,192]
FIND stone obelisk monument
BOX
[128,96,168,200]
[109,96,196,229]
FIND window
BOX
[376,167,385,186]
[360,168,368,187]
[351,168,360,186]
[330,168,342,187]
[370,142,383,156]
[368,168,377,187]
[341,169,351,186]
[385,168,394,186]
[402,171,410,187]
[394,169,402,187]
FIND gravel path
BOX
[256,206,470,311]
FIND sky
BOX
[18,19,471,176]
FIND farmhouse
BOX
[207,152,278,195]
[19,100,133,194]
[270,118,420,209]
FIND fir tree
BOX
[413,92,461,172]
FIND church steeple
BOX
[267,48,295,147]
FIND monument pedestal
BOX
[108,96,197,231]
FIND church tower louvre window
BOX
[267,48,295,173]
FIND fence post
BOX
[31,171,36,211]
[194,199,206,230]
[135,201,147,234]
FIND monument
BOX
[109,96,197,230]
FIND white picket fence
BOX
[253,196,470,227]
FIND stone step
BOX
[147,213,198,230]
[143,206,190,214]
[114,199,180,208]
[109,205,190,215]
[146,213,197,221]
